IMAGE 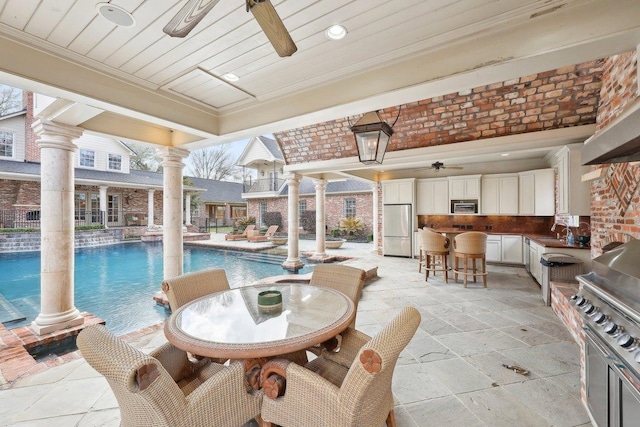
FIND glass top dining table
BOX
[164,283,356,359]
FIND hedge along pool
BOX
[0,242,315,335]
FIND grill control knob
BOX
[604,322,623,337]
[573,296,588,307]
[583,303,596,315]
[618,334,637,351]
[593,312,608,325]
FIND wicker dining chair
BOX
[417,227,436,273]
[453,231,488,287]
[419,229,450,283]
[77,324,262,427]
[307,264,367,368]
[162,268,230,311]
[258,306,421,427]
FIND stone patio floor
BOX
[0,236,592,426]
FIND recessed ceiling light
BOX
[96,3,136,27]
[326,25,347,41]
[501,153,510,157]
[222,73,239,82]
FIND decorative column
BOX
[283,173,303,271]
[99,186,108,228]
[372,183,379,250]
[147,189,155,228]
[31,120,84,335]
[311,179,327,259]
[184,192,192,226]
[159,147,189,280]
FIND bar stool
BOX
[418,227,436,273]
[419,229,450,283]
[453,232,488,288]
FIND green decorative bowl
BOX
[258,290,283,312]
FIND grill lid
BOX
[582,239,640,315]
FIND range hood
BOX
[582,99,640,165]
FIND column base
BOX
[30,315,84,336]
[308,252,328,261]
[282,258,304,272]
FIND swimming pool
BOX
[0,242,315,335]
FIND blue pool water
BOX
[0,242,314,335]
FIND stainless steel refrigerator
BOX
[383,204,412,257]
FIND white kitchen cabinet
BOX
[518,169,555,216]
[485,235,502,262]
[449,175,480,199]
[555,144,590,215]
[529,241,543,284]
[502,235,523,264]
[416,179,448,214]
[481,175,518,215]
[382,179,414,204]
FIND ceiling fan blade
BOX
[444,165,464,170]
[163,0,220,38]
[247,0,297,57]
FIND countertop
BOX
[418,228,591,250]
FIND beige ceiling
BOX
[0,0,639,179]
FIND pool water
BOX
[0,242,314,335]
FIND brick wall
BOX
[275,61,603,164]
[247,191,373,235]
[590,51,640,256]
[23,92,39,163]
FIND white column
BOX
[312,179,327,259]
[159,147,189,280]
[147,189,155,227]
[99,186,108,228]
[372,184,379,250]
[283,173,303,271]
[31,120,85,335]
[184,192,192,226]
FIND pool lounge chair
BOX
[248,225,279,242]
[225,224,256,241]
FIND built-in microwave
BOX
[451,200,478,214]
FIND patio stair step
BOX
[239,252,288,265]
[0,294,26,325]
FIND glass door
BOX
[107,195,121,225]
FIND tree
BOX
[188,145,238,181]
[126,142,162,172]
[0,85,23,116]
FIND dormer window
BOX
[108,154,122,171]
[79,149,95,167]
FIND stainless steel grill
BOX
[572,239,640,426]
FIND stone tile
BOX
[435,332,493,357]
[469,298,517,312]
[464,351,542,385]
[9,414,84,426]
[92,386,118,410]
[10,359,86,387]
[390,405,419,427]
[529,321,575,341]
[424,304,462,318]
[500,341,581,378]
[499,309,551,326]
[0,383,54,419]
[503,377,591,426]
[468,311,520,328]
[439,313,492,332]
[459,387,552,427]
[77,408,121,427]
[465,329,529,351]
[448,301,490,315]
[404,330,456,363]
[500,325,559,346]
[404,396,485,427]
[392,363,452,404]
[10,377,110,422]
[419,318,461,336]
[421,358,494,394]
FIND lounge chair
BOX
[225,224,256,241]
[248,225,279,242]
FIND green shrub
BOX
[262,211,282,228]
[234,216,256,232]
[301,210,316,233]
[339,216,365,235]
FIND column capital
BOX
[158,147,190,168]
[32,119,84,151]
[312,178,327,189]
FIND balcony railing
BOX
[244,178,285,193]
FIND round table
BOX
[164,283,355,359]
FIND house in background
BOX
[0,91,246,234]
[237,136,374,234]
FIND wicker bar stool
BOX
[419,229,450,282]
[418,227,436,273]
[453,231,488,287]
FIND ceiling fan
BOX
[427,161,464,171]
[163,0,297,57]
